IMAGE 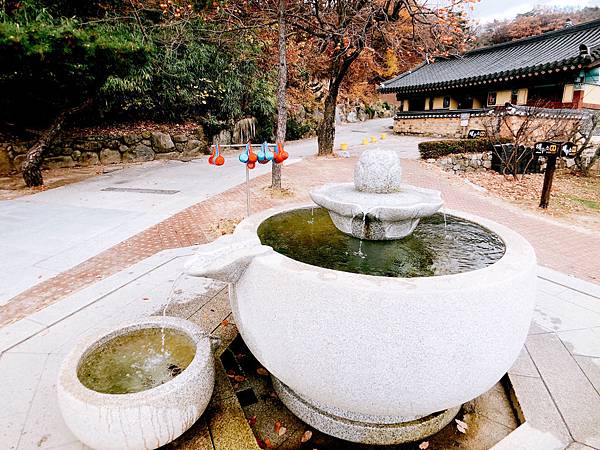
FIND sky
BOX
[470,0,600,23]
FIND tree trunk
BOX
[272,0,287,189]
[21,100,92,187]
[317,82,339,156]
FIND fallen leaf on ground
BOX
[419,441,430,449]
[248,415,257,426]
[301,430,313,443]
[278,426,287,436]
[274,421,282,433]
[455,418,468,433]
[233,374,246,383]
[256,367,269,376]
[221,319,229,327]
[264,437,273,448]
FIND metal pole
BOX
[245,165,250,217]
[214,143,272,149]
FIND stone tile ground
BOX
[1,248,599,449]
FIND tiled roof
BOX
[380,19,600,94]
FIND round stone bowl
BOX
[57,316,215,450]
[185,204,537,444]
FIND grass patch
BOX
[569,196,600,211]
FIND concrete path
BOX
[0,118,424,304]
[1,246,598,450]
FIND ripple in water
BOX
[78,328,196,394]
[258,208,505,278]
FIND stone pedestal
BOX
[273,377,460,445]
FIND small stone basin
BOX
[57,316,215,450]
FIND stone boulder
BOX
[172,134,188,143]
[0,148,13,174]
[346,111,359,123]
[122,143,154,163]
[213,129,232,145]
[184,139,208,158]
[357,108,369,122]
[43,156,75,170]
[100,148,121,165]
[80,152,100,166]
[123,134,142,145]
[75,141,102,152]
[151,132,175,153]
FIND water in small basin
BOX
[78,328,196,394]
[258,208,505,277]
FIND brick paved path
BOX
[2,156,598,327]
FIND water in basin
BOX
[78,328,196,394]
[258,208,505,278]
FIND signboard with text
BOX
[467,129,486,139]
[534,142,577,157]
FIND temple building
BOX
[379,18,600,137]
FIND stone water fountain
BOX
[56,147,535,448]
[310,149,443,240]
[186,148,537,444]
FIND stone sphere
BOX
[354,148,402,193]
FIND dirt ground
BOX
[456,168,600,232]
[0,166,118,201]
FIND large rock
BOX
[212,129,232,145]
[184,139,209,157]
[123,133,142,145]
[106,139,121,150]
[151,131,175,153]
[99,148,121,165]
[122,143,154,163]
[346,111,359,123]
[75,141,102,152]
[79,152,100,166]
[0,148,13,174]
[43,156,75,170]
[172,134,188,143]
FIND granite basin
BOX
[185,204,537,443]
[57,316,215,450]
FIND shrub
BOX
[418,139,508,159]
[285,117,313,141]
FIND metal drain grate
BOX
[101,187,180,195]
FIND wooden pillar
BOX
[539,150,558,209]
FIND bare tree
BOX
[568,111,600,176]
[483,103,580,180]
